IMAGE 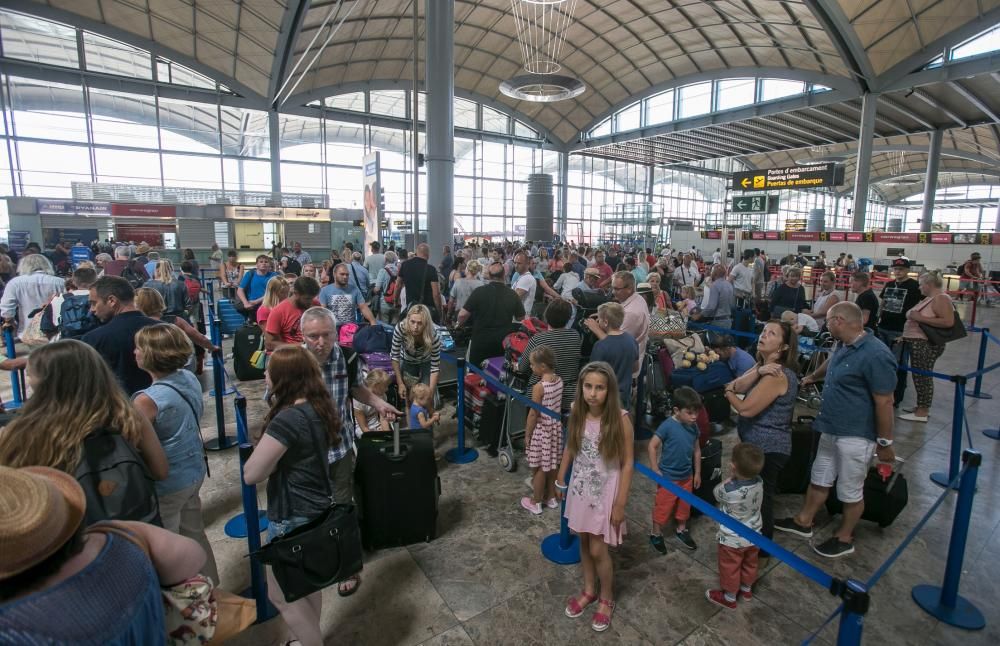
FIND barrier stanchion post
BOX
[2,328,24,410]
[205,316,237,451]
[965,328,991,399]
[835,579,869,646]
[225,396,270,538]
[230,396,278,623]
[445,358,478,464]
[541,461,580,565]
[912,450,986,630]
[930,377,966,490]
[207,302,235,397]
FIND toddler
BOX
[648,386,702,553]
[408,382,440,429]
[520,347,564,515]
[677,285,698,316]
[354,369,392,435]
[706,443,765,609]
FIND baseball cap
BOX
[891,258,911,268]
[971,252,981,260]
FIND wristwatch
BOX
[876,438,893,447]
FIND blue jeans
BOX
[267,515,311,542]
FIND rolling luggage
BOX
[776,416,821,494]
[471,393,504,453]
[690,438,723,518]
[701,388,732,424]
[825,465,908,528]
[233,324,266,381]
[354,426,440,549]
[217,298,245,335]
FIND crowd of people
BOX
[0,234,983,642]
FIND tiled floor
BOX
[3,310,999,645]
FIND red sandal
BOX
[565,591,598,618]
[591,598,616,632]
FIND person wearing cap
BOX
[877,258,922,407]
[959,252,984,301]
[0,465,206,641]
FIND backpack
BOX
[338,322,361,348]
[184,275,201,302]
[383,266,399,306]
[121,262,145,289]
[352,323,392,354]
[518,317,549,336]
[75,428,162,527]
[58,293,100,339]
[502,331,531,366]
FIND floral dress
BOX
[563,411,627,546]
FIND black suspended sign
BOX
[732,163,845,190]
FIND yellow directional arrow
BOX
[740,177,750,188]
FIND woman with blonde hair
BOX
[134,287,218,359]
[144,259,191,318]
[132,324,219,583]
[243,345,345,646]
[0,339,168,523]
[448,258,484,318]
[390,304,442,403]
[257,275,290,328]
[898,271,956,422]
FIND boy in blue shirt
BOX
[648,386,702,553]
[590,302,639,406]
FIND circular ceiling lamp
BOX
[503,0,584,102]
[500,74,585,102]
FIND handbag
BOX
[86,521,255,645]
[253,408,363,603]
[649,309,686,338]
[918,305,967,346]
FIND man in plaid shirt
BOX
[300,306,400,596]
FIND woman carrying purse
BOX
[243,345,346,646]
[898,272,957,423]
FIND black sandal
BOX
[337,574,362,597]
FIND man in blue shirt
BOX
[320,262,376,327]
[82,276,160,394]
[236,254,279,319]
[709,335,756,377]
[347,252,370,299]
[775,301,897,558]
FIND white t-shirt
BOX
[673,264,701,287]
[796,312,820,333]
[730,262,754,293]
[552,271,581,299]
[513,272,537,313]
[712,251,722,264]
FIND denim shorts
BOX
[266,515,311,542]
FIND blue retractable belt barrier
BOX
[931,379,968,490]
[3,328,25,409]
[204,309,236,451]
[964,328,993,399]
[913,450,986,630]
[445,356,478,464]
[541,461,580,565]
[230,396,277,624]
[464,360,563,421]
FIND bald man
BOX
[395,242,443,322]
[773,301,897,559]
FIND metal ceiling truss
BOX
[910,89,968,128]
[948,81,1000,124]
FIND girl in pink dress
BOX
[555,361,635,633]
[520,346,564,515]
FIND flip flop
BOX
[338,574,362,597]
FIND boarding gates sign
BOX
[732,163,845,190]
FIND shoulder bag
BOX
[918,303,967,346]
[254,408,363,603]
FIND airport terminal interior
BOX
[0,1,1000,644]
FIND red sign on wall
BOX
[110,203,176,217]
[750,232,766,239]
[845,232,864,242]
[115,224,175,247]
[873,232,918,243]
[826,232,846,241]
[931,233,953,244]
[787,231,819,241]
[704,231,721,239]
[765,231,779,240]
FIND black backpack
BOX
[75,428,162,527]
[41,293,100,339]
[121,262,145,289]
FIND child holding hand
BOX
[408,382,440,429]
[520,346,564,515]
[706,443,765,609]
[354,368,392,435]
[648,386,702,554]
[556,361,634,633]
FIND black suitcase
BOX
[825,466,908,528]
[233,323,266,381]
[701,388,731,423]
[690,438,723,518]
[471,394,504,453]
[776,416,821,494]
[354,426,440,549]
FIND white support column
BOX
[425,0,454,265]
[851,93,877,231]
[920,129,943,233]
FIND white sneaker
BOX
[520,497,543,515]
[546,498,559,509]
[898,412,928,423]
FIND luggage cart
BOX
[496,366,530,472]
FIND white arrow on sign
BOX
[737,200,747,209]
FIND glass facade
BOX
[0,7,993,241]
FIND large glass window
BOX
[951,24,1000,61]
[83,32,152,79]
[678,82,712,118]
[158,97,220,154]
[716,78,756,111]
[7,77,88,143]
[615,102,641,132]
[760,79,806,102]
[0,10,78,68]
[645,90,674,126]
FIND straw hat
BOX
[136,242,151,255]
[0,466,86,579]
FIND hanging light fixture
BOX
[501,0,585,103]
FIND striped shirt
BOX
[517,328,581,411]
[390,322,442,374]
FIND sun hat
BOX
[0,466,86,579]
[136,242,151,255]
